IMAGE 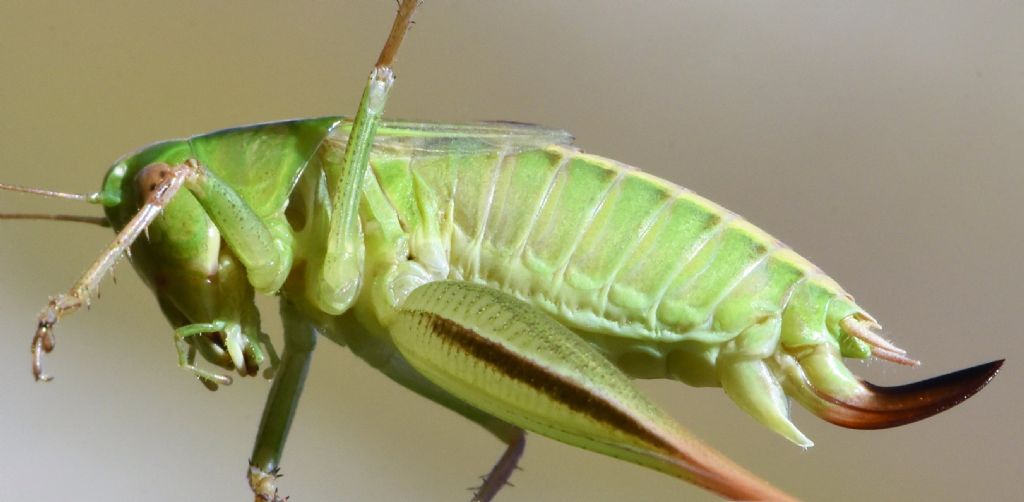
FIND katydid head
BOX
[93,142,276,389]
[3,139,278,386]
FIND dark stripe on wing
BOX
[420,312,677,454]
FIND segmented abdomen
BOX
[374,142,866,379]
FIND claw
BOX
[815,359,1003,429]
[783,345,1003,430]
[31,323,55,382]
[31,294,82,382]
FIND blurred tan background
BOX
[1,1,1021,500]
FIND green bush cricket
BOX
[0,1,1011,499]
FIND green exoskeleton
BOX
[2,2,1003,501]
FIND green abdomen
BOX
[367,138,858,381]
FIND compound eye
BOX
[135,163,174,204]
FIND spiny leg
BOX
[340,323,528,501]
[31,162,192,381]
[472,430,525,502]
[374,359,527,502]
[248,299,317,502]
[388,280,796,502]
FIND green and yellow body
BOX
[92,118,843,496]
[103,117,869,390]
[89,116,1000,500]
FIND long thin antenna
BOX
[0,213,110,227]
[0,182,99,203]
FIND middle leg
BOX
[248,299,317,502]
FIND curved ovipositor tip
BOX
[817,359,1004,430]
